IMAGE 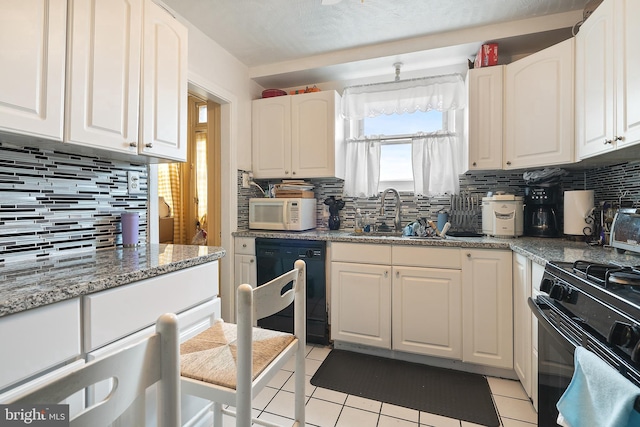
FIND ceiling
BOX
[161,0,591,88]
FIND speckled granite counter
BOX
[234,229,640,267]
[0,244,226,317]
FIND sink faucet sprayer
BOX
[380,188,402,233]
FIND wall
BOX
[237,162,639,235]
[0,141,147,262]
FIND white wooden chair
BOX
[7,313,180,427]
[180,259,306,427]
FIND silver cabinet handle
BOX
[396,271,400,278]
[129,142,137,147]
[242,243,247,248]
[145,143,153,148]
[249,259,254,263]
[466,253,471,258]
[604,139,613,145]
[506,161,512,166]
[472,161,477,166]
[384,271,388,278]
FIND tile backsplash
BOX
[238,161,640,233]
[0,142,148,262]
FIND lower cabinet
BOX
[513,253,532,396]
[461,249,513,369]
[331,243,513,370]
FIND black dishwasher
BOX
[255,238,328,345]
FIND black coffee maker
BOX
[524,185,560,237]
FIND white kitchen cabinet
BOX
[468,66,504,170]
[252,91,344,179]
[461,249,513,369]
[0,298,81,391]
[576,0,640,159]
[65,0,187,161]
[513,252,532,398]
[331,243,392,348]
[392,266,462,359]
[234,237,257,300]
[530,261,544,412]
[504,38,575,169]
[65,0,143,154]
[139,0,188,161]
[0,0,66,141]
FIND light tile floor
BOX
[221,344,538,427]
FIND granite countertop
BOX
[234,229,640,267]
[0,244,226,318]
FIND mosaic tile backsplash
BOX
[238,161,640,233]
[0,142,148,262]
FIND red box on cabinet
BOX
[474,43,498,68]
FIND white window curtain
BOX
[341,73,466,196]
[343,137,381,198]
[412,132,461,196]
[341,74,466,120]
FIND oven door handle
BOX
[528,296,578,354]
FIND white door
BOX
[65,0,142,154]
[392,266,462,359]
[467,66,503,170]
[252,96,291,178]
[504,39,574,168]
[461,250,513,369]
[234,254,257,288]
[331,262,391,348]
[615,0,640,150]
[575,0,615,159]
[512,253,532,397]
[0,0,66,140]
[291,91,338,178]
[139,0,188,161]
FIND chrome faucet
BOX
[379,187,402,233]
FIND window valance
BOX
[341,73,466,120]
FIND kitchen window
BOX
[357,110,454,192]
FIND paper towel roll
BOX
[564,190,594,236]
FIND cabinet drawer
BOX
[84,261,218,351]
[331,242,391,264]
[235,237,255,255]
[0,298,81,390]
[392,246,461,269]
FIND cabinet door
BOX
[0,0,66,140]
[139,0,188,161]
[65,0,142,154]
[461,249,513,369]
[331,262,391,348]
[615,0,640,149]
[291,91,343,179]
[576,0,615,159]
[505,39,574,168]
[512,253,532,397]
[468,66,503,170]
[392,266,462,359]
[234,254,257,288]
[252,96,291,178]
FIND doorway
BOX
[157,94,221,246]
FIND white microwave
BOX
[249,198,316,231]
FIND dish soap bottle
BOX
[354,208,364,234]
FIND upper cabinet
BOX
[504,38,575,169]
[252,91,345,179]
[468,66,504,170]
[65,0,143,154]
[0,0,187,162]
[0,0,67,141]
[576,0,640,159]
[468,39,574,171]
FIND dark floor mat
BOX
[310,350,500,427]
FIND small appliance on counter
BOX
[610,207,640,254]
[249,198,316,231]
[563,190,595,238]
[524,185,560,237]
[482,193,524,237]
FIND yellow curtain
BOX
[157,163,186,244]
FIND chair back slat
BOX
[252,267,300,320]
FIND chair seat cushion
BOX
[180,321,295,389]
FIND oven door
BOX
[529,295,640,426]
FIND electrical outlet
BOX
[242,172,250,188]
[127,171,140,194]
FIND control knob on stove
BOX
[608,322,640,361]
[549,283,569,301]
[540,277,554,293]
